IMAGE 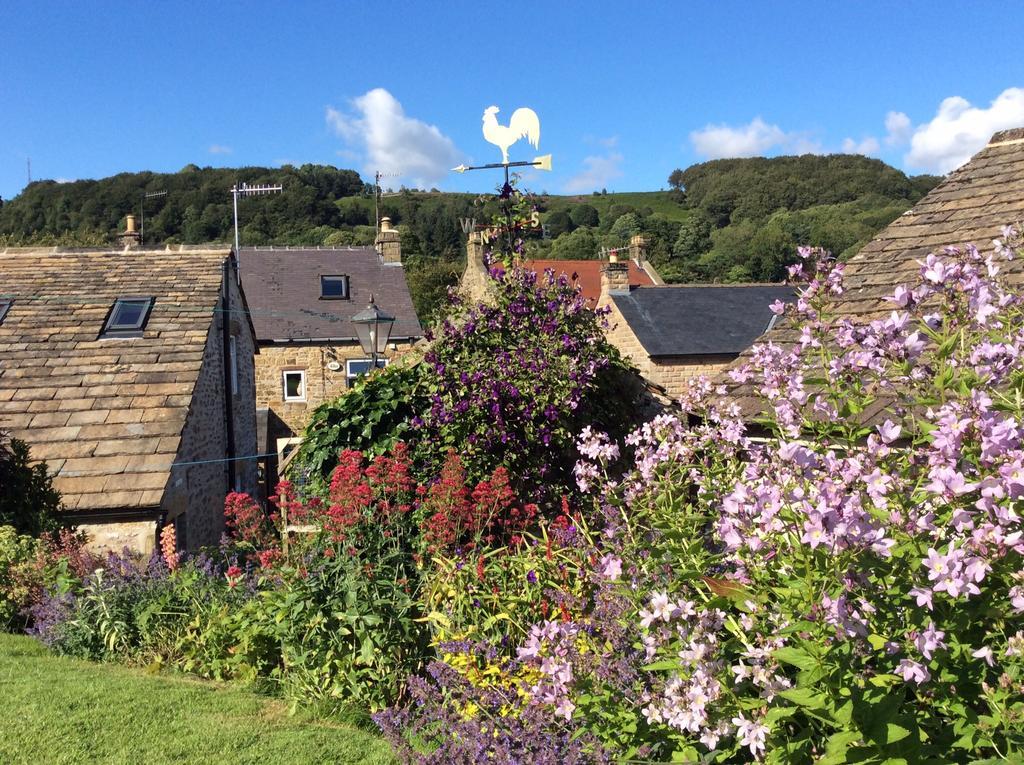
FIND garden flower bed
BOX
[4,217,1024,762]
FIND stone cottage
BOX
[595,257,795,399]
[0,243,258,553]
[238,219,423,489]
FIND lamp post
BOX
[351,295,396,370]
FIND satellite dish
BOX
[326,360,342,372]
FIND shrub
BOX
[0,432,61,535]
[0,526,39,630]
[416,265,642,503]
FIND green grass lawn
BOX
[0,633,395,765]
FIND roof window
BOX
[102,297,154,337]
[0,300,11,324]
[320,275,349,300]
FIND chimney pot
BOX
[118,214,141,249]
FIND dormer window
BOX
[320,275,349,300]
[102,297,154,337]
[0,299,11,324]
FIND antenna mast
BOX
[231,182,283,254]
[374,171,400,234]
[140,190,167,245]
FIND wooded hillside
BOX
[0,155,941,319]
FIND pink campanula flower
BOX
[599,554,622,581]
[972,646,995,666]
[896,659,931,685]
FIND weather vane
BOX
[452,105,552,190]
[452,105,552,256]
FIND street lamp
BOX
[351,295,395,369]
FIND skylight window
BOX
[320,275,349,300]
[102,297,154,337]
[0,300,11,325]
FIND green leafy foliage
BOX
[296,362,429,493]
[0,432,61,535]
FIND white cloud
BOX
[689,117,824,159]
[563,152,624,194]
[326,88,462,188]
[208,144,233,155]
[884,111,911,146]
[690,117,786,159]
[904,87,1024,174]
[841,136,881,155]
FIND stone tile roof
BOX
[238,247,422,343]
[0,246,230,512]
[521,259,654,305]
[612,285,796,357]
[719,127,1024,422]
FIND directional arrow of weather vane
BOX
[452,105,552,255]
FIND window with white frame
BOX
[229,336,239,395]
[282,370,306,401]
[320,275,349,299]
[346,358,387,388]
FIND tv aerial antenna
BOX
[140,190,167,245]
[231,182,283,254]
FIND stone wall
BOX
[648,355,736,399]
[255,340,419,442]
[162,269,258,549]
[80,519,157,556]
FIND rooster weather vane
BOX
[452,106,552,256]
[452,105,552,187]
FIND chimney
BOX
[600,252,631,299]
[375,216,401,264]
[459,231,493,302]
[629,234,647,266]
[118,214,141,249]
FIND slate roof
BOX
[238,247,422,343]
[0,246,230,512]
[521,259,654,305]
[719,127,1024,422]
[612,285,796,357]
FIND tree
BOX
[667,168,685,191]
[609,212,642,243]
[0,431,61,535]
[672,213,714,260]
[544,210,574,239]
[547,227,599,260]
[569,204,599,229]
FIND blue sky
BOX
[2,1,1023,201]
